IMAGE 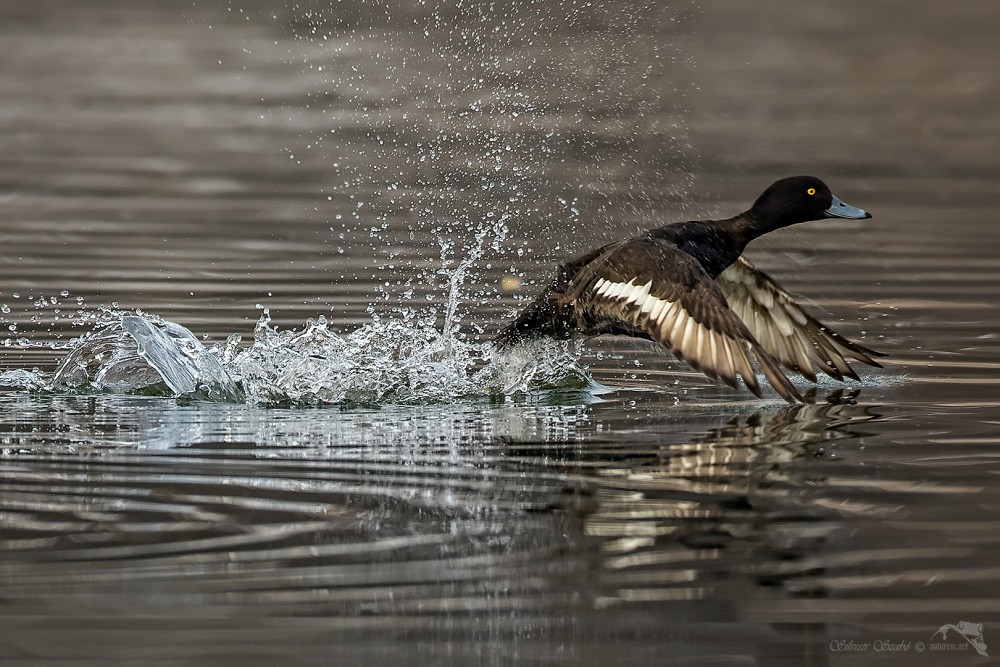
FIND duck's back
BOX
[563,218,744,286]
[645,219,747,278]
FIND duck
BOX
[493,175,884,403]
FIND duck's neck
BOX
[705,214,762,275]
[650,212,789,278]
[729,208,794,243]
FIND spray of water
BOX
[0,239,592,406]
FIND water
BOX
[2,1,1000,664]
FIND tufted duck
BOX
[494,176,884,403]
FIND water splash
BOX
[230,309,483,406]
[0,252,592,406]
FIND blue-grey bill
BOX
[825,194,872,219]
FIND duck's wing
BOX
[716,256,885,382]
[566,239,802,403]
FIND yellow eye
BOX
[807,187,817,196]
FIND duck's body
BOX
[494,176,884,403]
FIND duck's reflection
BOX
[650,389,876,486]
[569,389,882,610]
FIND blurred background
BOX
[2,0,995,358]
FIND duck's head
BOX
[749,175,871,228]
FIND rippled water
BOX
[2,1,1000,664]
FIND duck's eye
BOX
[806,187,817,196]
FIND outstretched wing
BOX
[716,256,885,382]
[565,239,802,403]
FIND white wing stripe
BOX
[670,310,688,343]
[627,280,653,305]
[681,316,697,350]
[593,277,660,303]
[591,278,682,325]
[612,278,636,298]
[649,297,668,321]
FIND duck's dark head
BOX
[749,176,871,229]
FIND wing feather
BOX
[717,256,884,382]
[566,240,802,402]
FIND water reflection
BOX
[0,391,877,620]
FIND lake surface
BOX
[1,1,999,664]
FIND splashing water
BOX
[0,248,592,407]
